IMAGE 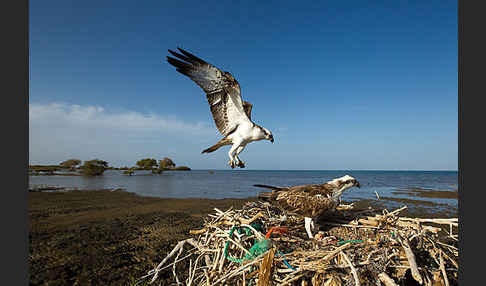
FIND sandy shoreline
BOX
[28,188,457,285]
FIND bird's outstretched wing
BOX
[167,48,251,136]
[242,101,253,120]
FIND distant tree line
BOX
[124,157,189,176]
[29,157,190,177]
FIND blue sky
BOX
[29,0,457,170]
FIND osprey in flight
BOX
[166,48,274,169]
[254,175,361,239]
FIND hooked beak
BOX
[270,135,274,143]
[355,181,361,188]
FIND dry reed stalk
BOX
[172,245,184,285]
[210,226,252,256]
[340,251,360,286]
[257,248,275,286]
[210,258,262,286]
[439,250,450,286]
[239,212,265,224]
[336,203,355,210]
[358,218,379,227]
[396,220,441,234]
[280,273,306,285]
[377,272,399,286]
[439,249,458,269]
[397,234,423,285]
[321,222,380,229]
[398,217,458,226]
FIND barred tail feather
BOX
[257,191,275,200]
[201,138,231,154]
[253,184,282,191]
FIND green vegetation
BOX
[81,159,108,176]
[122,167,135,176]
[136,158,158,170]
[29,156,190,177]
[158,157,191,171]
[159,157,176,169]
[59,159,81,170]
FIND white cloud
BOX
[29,102,217,166]
[29,103,212,134]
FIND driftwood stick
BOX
[281,273,306,285]
[364,249,381,264]
[341,251,360,286]
[212,247,221,272]
[436,241,458,252]
[322,242,352,262]
[396,220,441,234]
[147,250,196,278]
[240,223,265,240]
[186,259,193,286]
[211,226,252,255]
[398,217,458,226]
[398,234,423,285]
[172,245,184,285]
[384,206,408,218]
[218,244,226,273]
[320,222,380,229]
[440,249,458,269]
[378,272,399,286]
[242,267,245,286]
[439,250,450,286]
[203,269,210,286]
[336,203,355,210]
[358,218,379,227]
[149,239,192,283]
[239,212,265,225]
[257,248,275,286]
[189,228,207,235]
[187,253,203,286]
[210,258,261,286]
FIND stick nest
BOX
[138,201,458,286]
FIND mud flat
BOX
[28,189,256,285]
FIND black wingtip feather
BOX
[168,49,192,63]
[176,48,207,64]
[167,56,191,70]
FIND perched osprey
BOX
[254,175,361,239]
[166,48,274,168]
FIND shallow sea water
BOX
[29,170,458,214]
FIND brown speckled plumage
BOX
[255,175,360,218]
[167,48,248,137]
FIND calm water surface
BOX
[29,170,457,213]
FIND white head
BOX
[331,175,360,188]
[254,124,274,143]
[328,175,361,199]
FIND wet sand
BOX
[392,187,458,199]
[28,189,457,285]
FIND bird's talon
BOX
[237,161,245,168]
